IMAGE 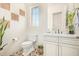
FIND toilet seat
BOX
[22,41,33,45]
[21,41,34,55]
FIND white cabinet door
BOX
[61,44,79,56]
[44,42,58,56]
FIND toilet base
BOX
[22,46,34,56]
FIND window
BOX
[32,7,40,27]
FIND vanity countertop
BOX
[42,33,79,38]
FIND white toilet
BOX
[22,41,33,48]
[21,34,37,55]
[21,41,34,55]
[22,40,37,55]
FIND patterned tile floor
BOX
[28,48,43,56]
[10,48,43,56]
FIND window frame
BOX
[31,6,40,27]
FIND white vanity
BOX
[41,34,79,56]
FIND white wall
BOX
[25,3,48,46]
[47,3,67,33]
[0,4,27,55]
[3,4,27,44]
[26,3,48,34]
[47,3,79,34]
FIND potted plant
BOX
[66,10,75,34]
[0,17,8,50]
[69,25,75,34]
[37,45,43,55]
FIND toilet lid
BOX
[22,41,33,45]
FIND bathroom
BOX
[0,3,79,56]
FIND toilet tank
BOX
[28,34,37,42]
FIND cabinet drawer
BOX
[60,37,79,46]
[43,36,58,43]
